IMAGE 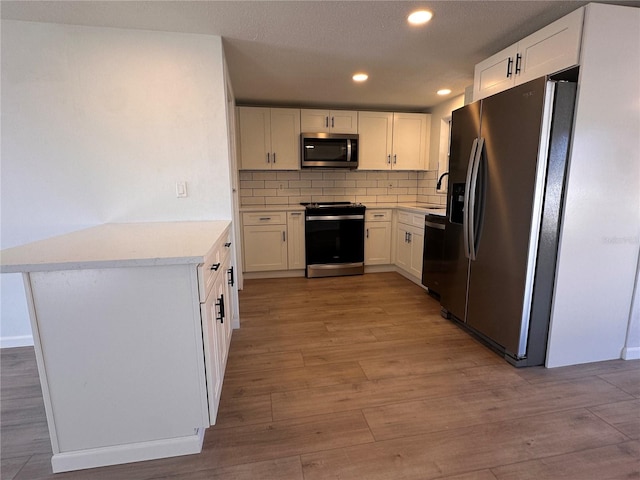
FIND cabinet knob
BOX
[224,242,231,248]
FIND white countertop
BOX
[0,221,231,273]
[240,203,447,216]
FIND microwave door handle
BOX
[346,139,352,162]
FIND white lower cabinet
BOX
[242,212,288,272]
[394,211,425,280]
[365,209,392,265]
[287,211,306,270]
[242,210,306,273]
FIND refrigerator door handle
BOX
[468,137,485,261]
[463,138,479,259]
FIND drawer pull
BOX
[210,263,221,271]
[224,242,232,248]
[259,217,272,221]
[374,214,384,217]
[215,294,225,323]
[227,266,235,286]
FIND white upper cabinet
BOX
[474,7,584,101]
[300,109,358,134]
[358,111,430,170]
[238,107,300,170]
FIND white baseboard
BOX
[51,427,205,473]
[621,346,640,360]
[1,335,34,349]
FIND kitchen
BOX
[1,1,639,478]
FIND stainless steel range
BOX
[301,202,366,278]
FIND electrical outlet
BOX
[176,181,187,198]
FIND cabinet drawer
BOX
[242,212,287,226]
[397,211,425,229]
[198,243,221,301]
[366,209,392,222]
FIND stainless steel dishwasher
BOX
[421,214,447,298]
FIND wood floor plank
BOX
[515,358,640,384]
[271,364,526,421]
[156,455,304,480]
[224,350,305,374]
[222,361,367,397]
[599,368,640,397]
[362,376,634,441]
[358,343,501,380]
[589,399,640,440]
[214,391,272,429]
[300,409,628,480]
[491,440,640,480]
[202,410,374,469]
[436,470,499,480]
[0,455,31,480]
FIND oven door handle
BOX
[306,214,364,221]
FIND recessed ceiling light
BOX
[437,89,452,96]
[408,10,433,26]
[352,73,368,82]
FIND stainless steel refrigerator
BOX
[439,75,577,367]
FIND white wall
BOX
[546,4,640,367]
[1,20,233,347]
[427,94,465,183]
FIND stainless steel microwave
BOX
[301,133,358,169]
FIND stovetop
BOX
[301,201,364,209]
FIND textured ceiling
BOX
[1,1,617,110]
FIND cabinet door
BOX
[516,7,583,85]
[395,225,411,271]
[238,107,271,169]
[200,276,223,425]
[409,229,424,279]
[300,109,330,133]
[473,44,518,101]
[358,111,393,170]
[330,110,358,133]
[243,225,288,272]
[287,211,306,270]
[392,113,429,170]
[270,108,301,170]
[365,221,392,265]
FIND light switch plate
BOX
[176,181,187,198]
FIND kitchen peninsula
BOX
[0,221,236,473]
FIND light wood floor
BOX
[2,272,639,479]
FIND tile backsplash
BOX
[239,170,446,206]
